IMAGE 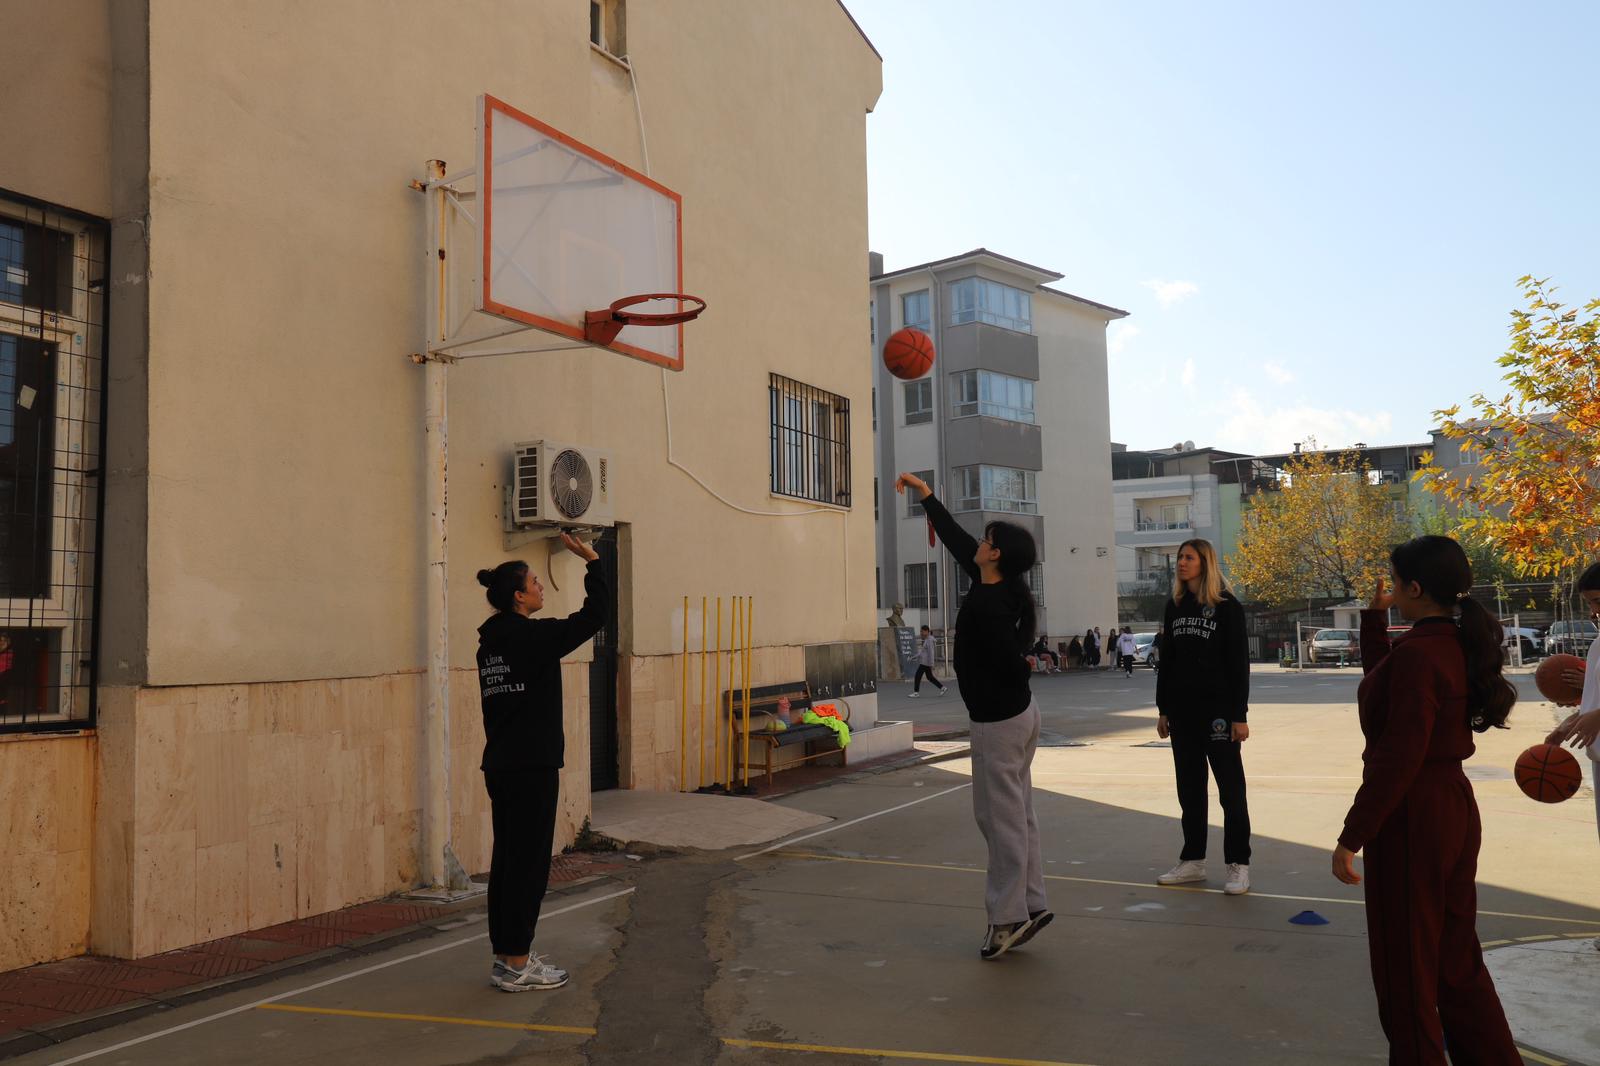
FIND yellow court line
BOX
[724,1037,1098,1066]
[771,852,1600,927]
[1517,1048,1568,1066]
[255,1003,595,1036]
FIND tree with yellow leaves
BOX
[1418,277,1600,577]
[1230,446,1412,607]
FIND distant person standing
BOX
[1066,635,1084,670]
[1154,539,1253,896]
[1093,626,1105,668]
[475,532,607,992]
[910,624,947,697]
[1116,627,1138,677]
[1083,628,1099,669]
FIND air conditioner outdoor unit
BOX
[508,440,615,530]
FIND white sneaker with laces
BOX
[908,691,921,698]
[1224,863,1250,895]
[1156,860,1207,885]
[491,954,569,992]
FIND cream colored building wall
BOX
[1035,297,1119,637]
[141,0,882,686]
[0,0,113,217]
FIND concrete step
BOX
[844,719,914,764]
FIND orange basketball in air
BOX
[1514,743,1583,804]
[883,327,935,380]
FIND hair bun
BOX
[476,569,494,587]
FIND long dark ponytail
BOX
[1390,535,1515,731]
[985,521,1038,649]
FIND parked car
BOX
[1544,620,1597,658]
[1308,628,1360,664]
[1132,631,1159,669]
[1501,626,1543,662]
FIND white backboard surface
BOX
[476,95,684,369]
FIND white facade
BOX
[871,250,1125,652]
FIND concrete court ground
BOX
[13,668,1600,1066]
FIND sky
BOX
[847,0,1600,455]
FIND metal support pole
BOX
[698,595,707,788]
[742,597,753,789]
[420,159,467,895]
[1296,620,1304,672]
[680,595,689,789]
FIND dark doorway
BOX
[588,528,620,790]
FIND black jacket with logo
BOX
[476,560,608,772]
[1155,591,1250,723]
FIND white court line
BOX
[45,888,635,1066]
[736,783,972,862]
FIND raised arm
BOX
[897,472,980,582]
[1359,578,1396,675]
[531,533,609,659]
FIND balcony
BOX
[1117,571,1174,596]
[1135,519,1191,532]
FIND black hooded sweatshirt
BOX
[920,492,1032,722]
[476,559,608,772]
[1154,590,1250,723]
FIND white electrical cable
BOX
[627,60,851,615]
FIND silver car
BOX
[1308,628,1360,664]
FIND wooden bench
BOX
[725,682,852,787]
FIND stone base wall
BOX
[0,734,95,971]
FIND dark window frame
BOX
[769,373,852,508]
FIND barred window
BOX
[769,373,851,507]
[904,563,938,609]
[0,194,107,733]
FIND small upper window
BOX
[590,0,627,58]
[903,379,933,425]
[902,290,930,333]
[949,277,1032,333]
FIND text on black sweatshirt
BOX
[476,559,608,772]
[1154,591,1250,723]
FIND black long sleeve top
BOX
[919,492,1032,722]
[1154,591,1250,723]
[476,559,608,772]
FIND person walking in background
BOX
[1332,536,1522,1063]
[910,624,947,697]
[896,472,1051,961]
[1154,539,1253,896]
[475,532,607,992]
[1117,626,1138,677]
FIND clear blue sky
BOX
[848,0,1600,455]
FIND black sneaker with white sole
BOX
[979,921,1028,960]
[1010,910,1053,949]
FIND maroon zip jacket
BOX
[1338,611,1477,852]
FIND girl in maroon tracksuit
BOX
[1332,536,1520,1064]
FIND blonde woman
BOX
[1153,539,1253,895]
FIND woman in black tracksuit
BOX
[1153,538,1253,896]
[896,472,1050,961]
[475,532,607,993]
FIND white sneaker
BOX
[908,691,921,698]
[491,955,569,992]
[1156,860,1207,885]
[937,687,948,696]
[1224,864,1250,895]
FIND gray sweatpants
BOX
[969,700,1047,925]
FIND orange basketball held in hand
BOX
[883,327,935,380]
[1534,653,1585,703]
[1514,743,1583,803]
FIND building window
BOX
[769,373,851,507]
[903,378,932,425]
[1136,503,1191,531]
[904,563,938,609]
[949,369,1035,423]
[590,0,627,57]
[902,290,930,333]
[1459,439,1481,466]
[869,299,875,347]
[0,195,107,732]
[949,277,1032,333]
[905,469,934,517]
[953,465,1038,514]
[956,564,1044,609]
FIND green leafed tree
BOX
[1230,445,1412,607]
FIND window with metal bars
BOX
[769,373,851,507]
[904,562,938,609]
[0,191,107,733]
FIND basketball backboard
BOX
[472,94,686,369]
